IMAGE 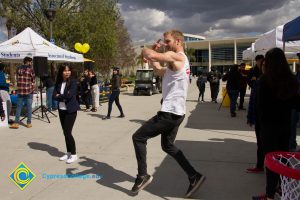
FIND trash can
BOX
[222,87,230,107]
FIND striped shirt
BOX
[16,65,35,95]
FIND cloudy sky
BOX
[118,0,300,45]
[1,0,299,45]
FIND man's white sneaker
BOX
[59,153,70,161]
[66,155,78,164]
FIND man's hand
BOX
[152,39,162,51]
[141,39,162,64]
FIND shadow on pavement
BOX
[66,156,136,196]
[129,119,147,125]
[142,138,263,200]
[186,101,252,131]
[88,113,105,118]
[186,99,199,103]
[27,142,65,158]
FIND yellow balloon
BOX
[74,43,83,52]
[81,43,90,54]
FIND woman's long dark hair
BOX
[55,64,72,88]
[263,47,298,100]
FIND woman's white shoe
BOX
[59,153,70,161]
[66,155,78,164]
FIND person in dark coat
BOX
[238,63,248,110]
[222,65,242,117]
[252,48,300,200]
[196,72,207,102]
[81,69,91,111]
[247,55,264,89]
[207,69,221,103]
[290,63,300,151]
[53,64,80,164]
[102,67,125,120]
[246,79,264,174]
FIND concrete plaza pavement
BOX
[1,80,297,200]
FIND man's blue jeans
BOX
[15,94,33,124]
[227,90,239,114]
[46,86,57,110]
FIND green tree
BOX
[185,48,196,62]
[0,0,30,84]
[2,0,135,78]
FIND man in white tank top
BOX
[131,30,205,198]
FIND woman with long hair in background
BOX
[253,48,300,200]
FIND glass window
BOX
[136,71,153,81]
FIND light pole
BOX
[44,0,56,42]
[44,1,56,79]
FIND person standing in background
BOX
[253,48,300,200]
[207,69,221,103]
[10,57,35,129]
[0,96,6,121]
[81,69,91,111]
[238,63,248,110]
[102,67,125,120]
[88,70,99,112]
[290,63,300,151]
[247,55,264,89]
[41,74,57,111]
[222,65,242,117]
[196,72,207,102]
[0,62,12,123]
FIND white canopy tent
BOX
[242,47,252,61]
[254,25,300,57]
[242,43,255,61]
[0,27,83,62]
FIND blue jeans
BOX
[227,90,239,114]
[15,94,33,124]
[46,86,57,110]
[107,91,124,117]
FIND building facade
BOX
[185,36,257,74]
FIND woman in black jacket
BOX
[102,67,125,120]
[53,64,80,164]
[252,48,300,200]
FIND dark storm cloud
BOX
[120,0,286,20]
[119,0,300,43]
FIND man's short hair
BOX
[23,56,32,64]
[240,63,246,67]
[163,29,184,43]
[255,55,264,61]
